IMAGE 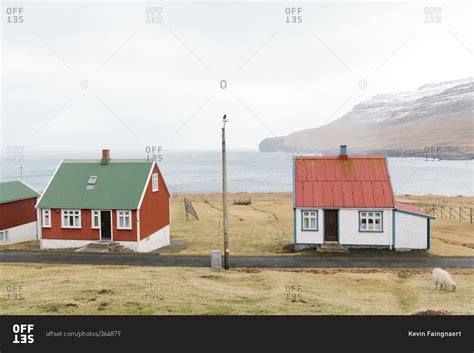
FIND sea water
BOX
[0,150,472,196]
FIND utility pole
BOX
[222,114,229,269]
[20,166,23,180]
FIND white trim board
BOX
[137,161,155,210]
[35,159,64,209]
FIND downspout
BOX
[427,218,430,253]
[36,208,42,242]
[292,157,296,244]
[169,196,172,241]
[293,209,297,244]
[136,208,140,250]
[391,209,395,250]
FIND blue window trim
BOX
[358,210,384,233]
[301,209,319,231]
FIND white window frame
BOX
[359,211,383,232]
[61,209,82,229]
[91,210,101,229]
[42,209,51,228]
[301,210,318,231]
[87,176,98,184]
[152,173,159,192]
[117,210,132,230]
[0,230,9,241]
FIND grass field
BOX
[2,193,473,256]
[0,264,472,315]
[171,193,294,256]
[169,193,474,256]
[397,195,474,208]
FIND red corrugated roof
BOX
[395,202,432,217]
[294,156,395,208]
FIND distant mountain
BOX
[259,78,474,159]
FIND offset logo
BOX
[285,7,303,24]
[145,145,164,162]
[5,7,24,23]
[13,324,34,344]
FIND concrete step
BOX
[76,241,126,253]
[95,239,113,244]
[395,247,411,252]
[76,244,109,253]
[317,243,349,253]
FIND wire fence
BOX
[408,203,473,223]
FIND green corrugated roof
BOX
[37,160,153,209]
[0,180,40,204]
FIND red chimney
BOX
[338,145,348,160]
[101,149,111,165]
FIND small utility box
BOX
[210,250,222,269]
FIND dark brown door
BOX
[324,210,338,242]
[100,211,111,239]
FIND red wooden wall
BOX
[42,209,100,240]
[0,198,37,230]
[139,164,170,240]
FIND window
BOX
[359,211,383,232]
[152,173,159,192]
[87,176,97,184]
[42,209,51,228]
[301,210,318,231]
[0,230,8,241]
[86,176,97,190]
[61,210,81,228]
[91,211,100,229]
[117,210,132,230]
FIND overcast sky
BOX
[1,1,472,153]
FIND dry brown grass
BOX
[429,219,474,256]
[170,193,473,256]
[397,195,474,208]
[170,193,294,256]
[0,241,40,250]
[1,264,472,315]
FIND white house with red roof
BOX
[292,146,433,251]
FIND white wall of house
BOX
[294,208,324,244]
[295,208,394,247]
[339,209,392,247]
[41,239,94,249]
[139,224,170,252]
[0,221,37,245]
[118,225,170,252]
[394,212,428,249]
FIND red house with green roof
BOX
[36,150,171,252]
[0,180,40,244]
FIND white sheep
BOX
[432,268,456,292]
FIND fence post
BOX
[440,206,443,219]
[433,204,435,217]
[460,207,462,222]
[449,207,452,220]
[471,208,472,224]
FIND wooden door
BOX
[100,211,111,239]
[324,210,338,242]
